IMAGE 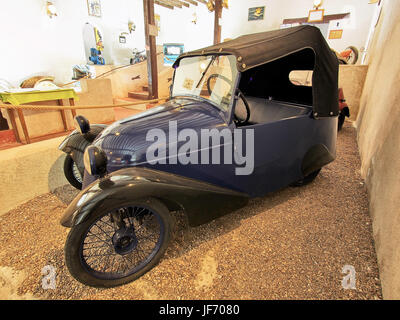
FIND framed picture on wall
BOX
[328,29,343,39]
[308,9,324,23]
[248,7,265,21]
[87,0,102,18]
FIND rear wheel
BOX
[63,155,83,190]
[64,198,173,287]
[291,169,321,187]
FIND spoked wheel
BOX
[65,198,173,287]
[64,155,83,190]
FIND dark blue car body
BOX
[86,97,336,198]
[60,25,339,228]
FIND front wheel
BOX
[64,198,173,287]
[63,155,83,190]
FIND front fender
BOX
[61,167,249,228]
[58,124,107,173]
[58,124,107,153]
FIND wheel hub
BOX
[112,226,137,255]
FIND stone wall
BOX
[339,65,368,121]
[356,0,400,299]
[0,136,67,216]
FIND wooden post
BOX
[6,109,21,143]
[69,98,77,118]
[143,0,159,99]
[57,99,68,131]
[213,0,222,45]
[16,109,30,144]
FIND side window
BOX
[238,48,315,106]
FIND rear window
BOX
[289,70,313,87]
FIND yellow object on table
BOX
[0,88,78,144]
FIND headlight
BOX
[58,137,68,151]
[74,115,90,134]
[83,145,108,176]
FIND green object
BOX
[0,88,78,105]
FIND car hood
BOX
[93,97,229,169]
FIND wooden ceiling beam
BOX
[183,0,198,5]
[159,0,182,8]
[155,0,174,9]
[169,0,189,7]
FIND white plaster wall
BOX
[98,0,146,65]
[221,0,376,53]
[0,0,377,87]
[154,3,214,52]
[0,0,146,86]
[221,0,284,40]
[0,0,86,86]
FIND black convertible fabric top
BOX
[174,25,339,117]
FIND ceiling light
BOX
[46,1,58,18]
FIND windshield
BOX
[172,55,238,111]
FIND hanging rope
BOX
[0,96,169,111]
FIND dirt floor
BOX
[0,121,382,299]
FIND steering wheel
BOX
[206,74,250,125]
[234,90,251,125]
[206,73,232,101]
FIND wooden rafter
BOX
[159,0,181,8]
[155,0,210,10]
[169,0,189,8]
[183,0,198,5]
[155,0,174,9]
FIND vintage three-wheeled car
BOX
[59,25,339,287]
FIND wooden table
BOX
[0,89,78,144]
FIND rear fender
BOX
[301,144,335,177]
[61,167,249,228]
[341,106,350,118]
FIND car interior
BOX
[234,48,315,126]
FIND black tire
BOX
[63,155,83,190]
[291,169,321,187]
[64,197,173,287]
[338,113,345,131]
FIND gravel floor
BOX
[0,122,382,299]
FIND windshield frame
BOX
[171,54,239,115]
